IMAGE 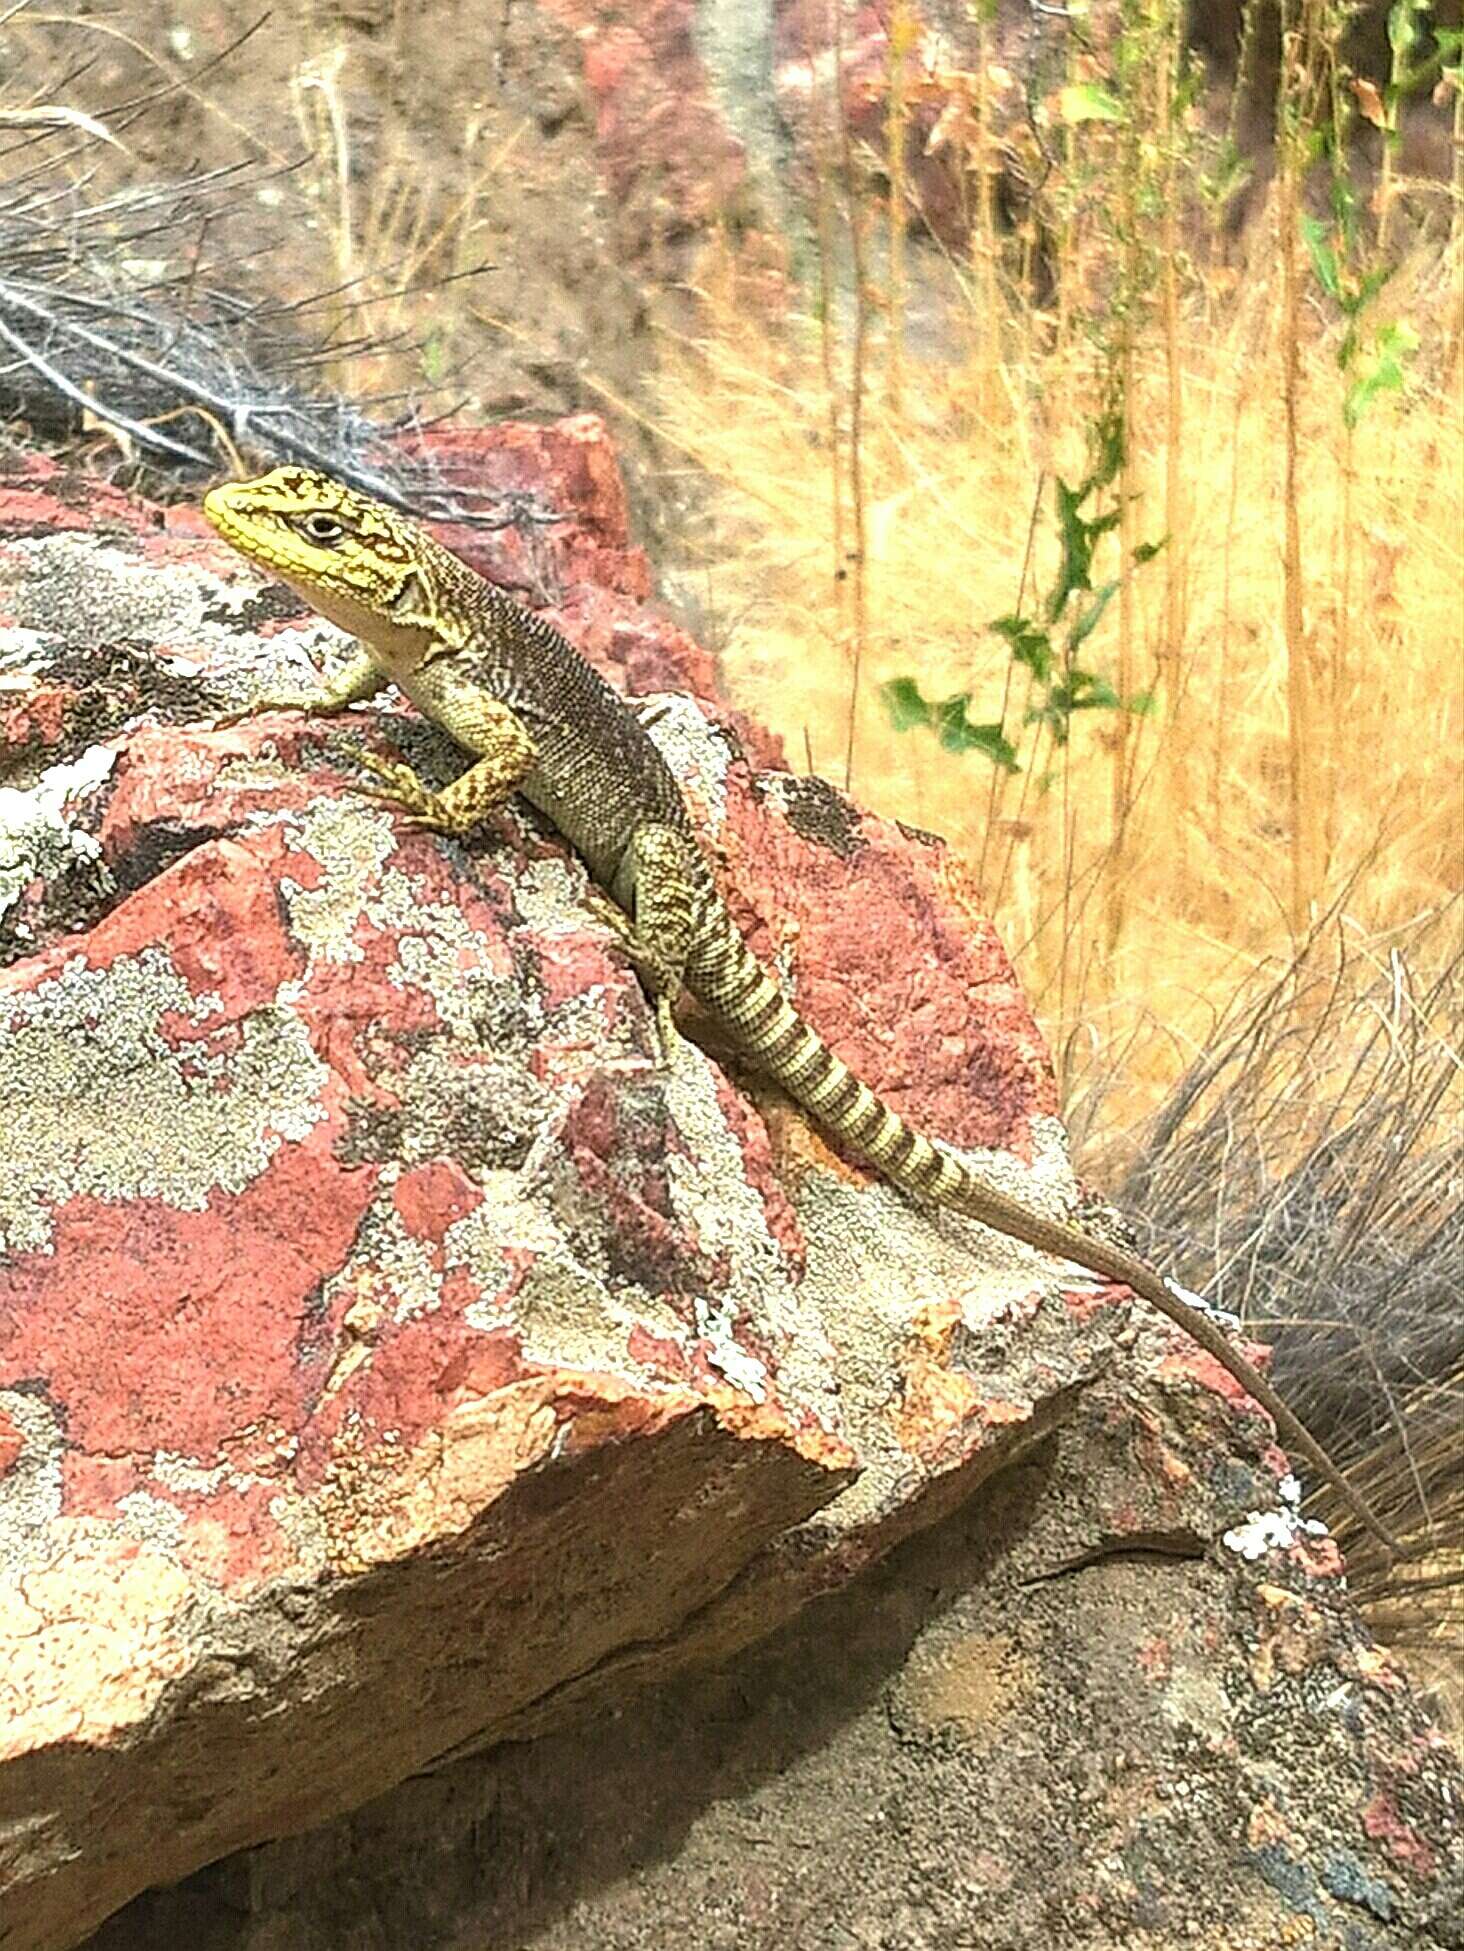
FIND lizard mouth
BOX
[201,484,248,544]
[202,487,289,576]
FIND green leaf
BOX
[1302,215,1341,300]
[1067,580,1118,652]
[1132,537,1167,565]
[880,678,1018,770]
[1085,411,1125,495]
[933,692,1019,770]
[1125,687,1157,717]
[1058,82,1125,125]
[1328,171,1361,259]
[1024,668,1119,744]
[1047,479,1118,620]
[1048,478,1088,619]
[991,614,1054,682]
[1344,319,1419,428]
[880,676,932,732]
[1069,671,1120,710]
[1023,700,1065,743]
[1200,137,1253,211]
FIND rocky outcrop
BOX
[86,1404,1464,1951]
[1,422,1460,1950]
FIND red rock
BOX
[0,437,1457,1951]
[774,1,984,251]
[402,416,655,603]
[539,2,749,248]
[1363,1792,1439,1880]
[2,683,74,752]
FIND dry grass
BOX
[288,37,520,395]
[652,220,1463,1143]
[648,105,1463,1702]
[1107,901,1462,1622]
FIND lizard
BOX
[201,464,1396,1553]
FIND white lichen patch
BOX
[368,1202,445,1325]
[150,1452,230,1497]
[940,1112,1081,1231]
[113,1490,187,1555]
[0,947,328,1255]
[753,771,814,834]
[0,1391,65,1576]
[393,1042,552,1173]
[660,1036,838,1415]
[0,744,116,922]
[789,1121,1090,1526]
[211,751,301,793]
[447,1172,690,1377]
[640,693,732,836]
[207,612,367,702]
[437,1032,850,1425]
[0,625,47,670]
[385,884,503,1044]
[4,533,363,710]
[447,1176,566,1267]
[303,1199,452,1403]
[277,797,399,964]
[509,855,591,932]
[1224,1506,1332,1562]
[694,1294,770,1400]
[801,1112,1082,1348]
[5,534,218,643]
[278,797,512,1043]
[266,1487,332,1574]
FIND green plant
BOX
[1301,195,1419,433]
[878,418,1157,781]
[1371,0,1448,249]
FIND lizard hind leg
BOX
[604,821,705,1064]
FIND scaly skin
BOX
[201,467,1395,1552]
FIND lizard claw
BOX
[352,749,477,836]
[209,691,318,729]
[352,746,410,785]
[581,885,638,951]
[581,891,685,1064]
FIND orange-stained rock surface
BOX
[1,422,1460,1951]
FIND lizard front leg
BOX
[213,645,387,725]
[359,678,538,837]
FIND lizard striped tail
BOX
[686,902,1399,1553]
[686,902,965,1206]
[687,906,1119,1252]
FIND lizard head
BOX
[203,467,451,653]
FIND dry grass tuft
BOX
[1109,899,1461,1508]
[653,220,1463,1140]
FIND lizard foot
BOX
[652,995,685,1069]
[210,691,320,729]
[353,749,476,836]
[582,885,639,952]
[582,887,684,1064]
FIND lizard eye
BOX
[299,513,345,545]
